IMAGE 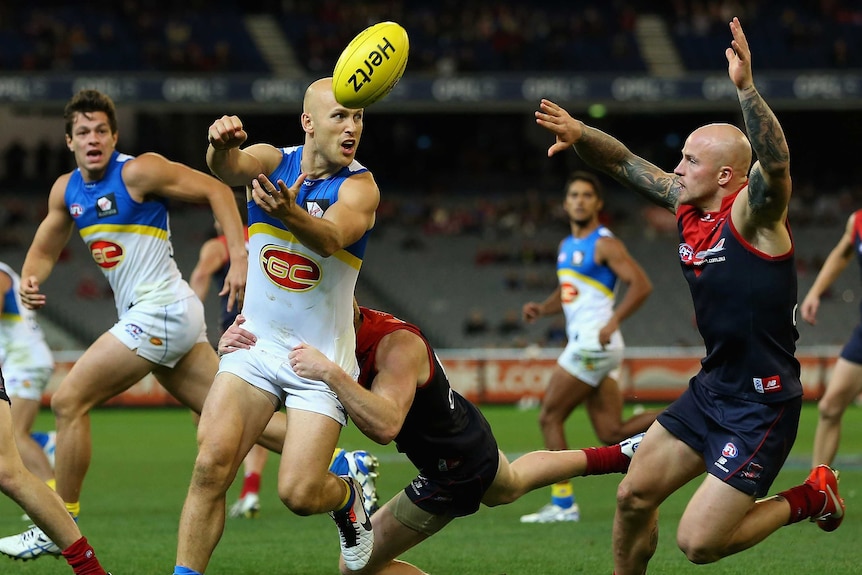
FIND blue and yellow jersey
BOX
[241,146,371,374]
[64,151,193,316]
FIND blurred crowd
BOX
[1,0,859,73]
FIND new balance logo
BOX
[753,375,782,393]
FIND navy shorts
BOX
[0,367,9,404]
[403,415,500,517]
[658,379,801,497]
[840,322,862,364]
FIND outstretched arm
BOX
[727,17,791,225]
[535,100,680,213]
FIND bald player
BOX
[172,77,381,575]
[534,17,843,575]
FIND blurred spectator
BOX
[463,309,489,336]
[497,309,524,336]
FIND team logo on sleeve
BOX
[260,244,322,291]
[69,203,84,218]
[96,193,118,218]
[306,201,326,218]
[304,199,330,218]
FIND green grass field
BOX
[0,403,859,574]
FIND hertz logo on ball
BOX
[90,240,124,269]
[260,245,321,291]
[333,21,409,109]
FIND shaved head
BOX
[689,123,752,177]
[303,77,336,115]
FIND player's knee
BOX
[817,396,845,421]
[190,446,235,492]
[49,387,86,420]
[0,464,19,494]
[616,479,651,516]
[595,427,625,445]
[277,481,317,516]
[537,409,563,429]
[677,536,721,565]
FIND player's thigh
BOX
[821,357,862,409]
[678,474,754,548]
[585,375,624,426]
[52,331,156,410]
[196,371,276,468]
[153,342,219,413]
[279,407,342,486]
[620,423,704,506]
[542,366,593,416]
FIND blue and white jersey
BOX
[0,262,54,370]
[241,145,371,375]
[556,226,621,350]
[64,151,194,317]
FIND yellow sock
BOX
[336,477,352,510]
[65,501,80,519]
[46,479,56,491]
[330,447,345,468]
[551,481,574,508]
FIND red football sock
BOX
[778,483,823,524]
[240,472,262,498]
[61,537,106,575]
[584,444,629,475]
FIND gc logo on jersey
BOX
[260,244,321,291]
[560,281,579,303]
[90,240,124,269]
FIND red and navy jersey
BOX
[355,307,496,477]
[677,188,801,402]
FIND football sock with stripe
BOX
[551,481,574,509]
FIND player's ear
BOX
[300,112,313,134]
[717,166,733,186]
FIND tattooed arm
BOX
[535,99,680,214]
[727,17,792,227]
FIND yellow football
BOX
[333,21,409,108]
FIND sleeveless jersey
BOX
[0,262,53,370]
[65,151,194,317]
[556,225,620,347]
[240,146,371,375]
[677,188,800,402]
[355,306,490,475]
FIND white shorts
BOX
[218,345,349,426]
[3,365,54,402]
[109,296,208,368]
[557,340,623,387]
